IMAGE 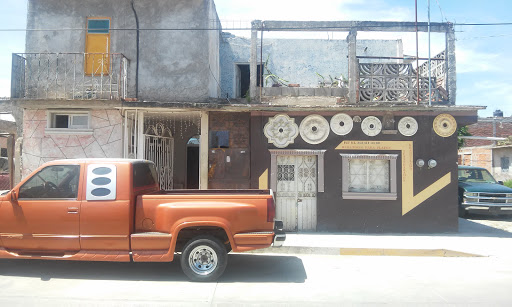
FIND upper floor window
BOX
[87,19,110,34]
[19,165,80,199]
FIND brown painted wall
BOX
[208,112,251,189]
[251,112,461,233]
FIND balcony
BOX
[11,53,128,100]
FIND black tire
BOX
[180,235,227,282]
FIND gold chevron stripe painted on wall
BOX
[336,140,451,215]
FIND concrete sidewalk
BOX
[246,218,512,258]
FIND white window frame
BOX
[45,110,93,135]
[340,153,398,200]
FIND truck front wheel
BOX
[180,236,227,282]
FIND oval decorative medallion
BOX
[300,115,330,144]
[361,116,382,137]
[433,113,457,137]
[330,113,354,136]
[264,114,299,148]
[398,117,418,136]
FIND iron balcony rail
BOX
[11,52,128,100]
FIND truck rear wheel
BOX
[180,236,227,282]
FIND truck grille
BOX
[464,192,512,205]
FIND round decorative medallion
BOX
[299,115,330,144]
[398,117,418,136]
[330,113,354,136]
[264,114,299,148]
[361,116,382,137]
[433,113,457,137]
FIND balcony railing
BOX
[358,63,446,104]
[11,53,128,100]
[258,60,447,105]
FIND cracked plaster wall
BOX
[21,109,123,178]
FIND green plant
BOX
[244,89,251,103]
[263,55,288,87]
[504,179,512,189]
[457,126,471,149]
[316,72,326,87]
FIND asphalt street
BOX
[1,249,512,306]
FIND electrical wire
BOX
[434,0,447,23]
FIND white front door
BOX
[276,155,317,231]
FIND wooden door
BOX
[85,18,110,75]
[276,155,317,231]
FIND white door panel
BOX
[276,155,317,231]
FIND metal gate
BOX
[144,123,174,190]
[276,155,317,231]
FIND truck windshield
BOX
[458,168,497,183]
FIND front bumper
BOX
[461,204,512,215]
[273,220,286,247]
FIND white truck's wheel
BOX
[180,236,227,282]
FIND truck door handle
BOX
[297,199,302,203]
[68,207,79,214]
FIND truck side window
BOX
[19,165,80,199]
[133,162,158,188]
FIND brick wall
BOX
[458,147,492,170]
[465,120,512,147]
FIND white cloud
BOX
[0,79,9,98]
[456,49,502,74]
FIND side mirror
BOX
[10,190,18,203]
[498,181,504,185]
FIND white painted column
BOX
[136,110,145,159]
[199,111,209,190]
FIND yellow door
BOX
[85,18,110,75]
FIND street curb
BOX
[240,246,484,257]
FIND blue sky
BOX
[0,0,511,117]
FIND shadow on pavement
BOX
[220,254,306,283]
[0,254,306,283]
[457,218,512,238]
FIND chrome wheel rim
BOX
[188,245,218,275]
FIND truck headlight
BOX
[464,192,478,197]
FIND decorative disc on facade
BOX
[433,113,457,137]
[264,114,299,148]
[299,115,330,145]
[361,116,382,137]
[330,113,354,136]
[398,117,418,136]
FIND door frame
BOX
[269,149,326,193]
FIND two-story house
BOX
[2,0,481,233]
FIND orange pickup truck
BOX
[0,159,285,281]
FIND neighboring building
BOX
[464,116,512,147]
[0,0,481,233]
[458,116,512,181]
[459,145,512,182]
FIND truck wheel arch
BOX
[172,222,234,253]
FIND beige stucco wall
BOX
[21,109,123,178]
